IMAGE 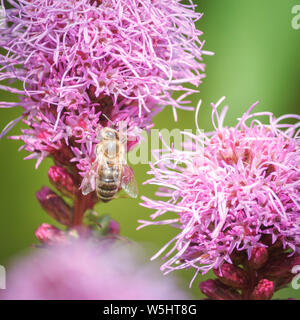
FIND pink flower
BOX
[250,279,274,300]
[0,0,211,228]
[1,240,188,300]
[0,0,210,176]
[139,97,300,287]
[35,223,67,244]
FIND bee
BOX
[81,126,138,202]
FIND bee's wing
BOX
[121,165,138,198]
[81,162,98,196]
[81,175,95,195]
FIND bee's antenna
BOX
[101,113,114,126]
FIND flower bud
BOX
[35,223,66,244]
[251,279,274,300]
[260,253,300,279]
[213,263,249,289]
[48,166,76,198]
[271,255,300,290]
[36,187,73,226]
[274,276,294,290]
[249,247,268,270]
[199,279,241,300]
[107,220,120,235]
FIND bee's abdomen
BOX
[96,166,120,202]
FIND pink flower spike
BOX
[0,0,211,177]
[139,98,300,283]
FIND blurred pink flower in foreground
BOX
[1,240,188,300]
[0,0,210,176]
[139,97,300,299]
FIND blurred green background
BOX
[0,0,299,299]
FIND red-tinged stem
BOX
[69,167,95,226]
[73,191,84,226]
[72,191,94,226]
